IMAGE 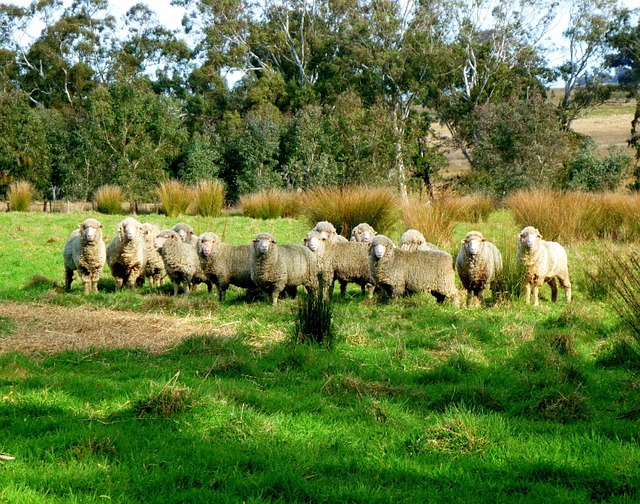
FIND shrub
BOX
[566,141,631,192]
[93,185,125,215]
[194,179,225,218]
[7,180,34,212]
[292,291,334,349]
[303,186,400,238]
[240,189,302,219]
[156,180,194,217]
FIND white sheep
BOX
[63,218,106,294]
[106,217,148,292]
[516,226,571,306]
[368,235,459,305]
[172,222,196,245]
[455,230,503,308]
[250,232,319,306]
[400,229,440,252]
[197,232,255,302]
[303,230,373,298]
[350,222,377,244]
[154,229,201,296]
[141,222,166,289]
[312,221,348,243]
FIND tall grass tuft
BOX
[505,189,640,243]
[157,180,194,217]
[194,179,225,217]
[304,186,400,238]
[94,185,125,215]
[240,189,302,219]
[292,290,334,349]
[7,180,34,212]
[130,373,197,418]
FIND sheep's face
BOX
[253,235,275,255]
[464,237,483,255]
[303,231,324,253]
[519,227,541,249]
[198,233,220,257]
[313,222,336,240]
[373,242,388,259]
[120,219,139,241]
[80,220,102,241]
[154,232,174,250]
[352,225,376,243]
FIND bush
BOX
[194,179,225,217]
[292,291,334,349]
[303,186,400,238]
[566,141,631,192]
[156,180,194,217]
[240,189,302,219]
[7,180,34,212]
[93,185,125,215]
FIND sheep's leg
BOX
[532,285,540,306]
[65,268,74,292]
[477,290,485,307]
[466,290,473,308]
[366,284,375,299]
[83,277,92,295]
[559,275,572,303]
[271,289,281,306]
[172,283,179,296]
[524,283,532,304]
[548,277,558,303]
[217,284,227,302]
[183,281,191,296]
[339,280,348,297]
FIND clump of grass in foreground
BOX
[93,184,125,215]
[304,186,400,238]
[240,188,302,219]
[193,179,225,217]
[130,373,198,418]
[292,291,334,348]
[156,180,194,217]
[7,180,34,212]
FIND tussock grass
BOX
[292,290,334,348]
[304,186,401,238]
[505,189,640,243]
[193,179,225,217]
[7,180,34,212]
[130,373,198,418]
[93,184,125,215]
[156,180,194,217]
[240,188,302,219]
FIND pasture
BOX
[0,209,638,503]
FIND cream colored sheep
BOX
[455,230,503,308]
[63,218,106,294]
[350,223,376,244]
[106,217,147,292]
[400,229,440,252]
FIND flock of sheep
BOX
[63,217,572,308]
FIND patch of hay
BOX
[0,303,234,355]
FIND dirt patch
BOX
[0,303,235,355]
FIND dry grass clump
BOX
[7,180,34,212]
[504,189,640,243]
[157,180,194,217]
[94,184,125,215]
[194,179,225,217]
[303,186,401,238]
[240,188,302,219]
[131,373,198,418]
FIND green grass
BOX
[0,210,639,502]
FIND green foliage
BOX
[93,185,125,215]
[240,189,302,219]
[156,180,194,217]
[303,186,401,238]
[6,180,34,212]
[178,129,224,184]
[193,179,225,218]
[566,140,631,192]
[292,290,335,348]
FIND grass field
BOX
[0,208,639,503]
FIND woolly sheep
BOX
[172,222,196,245]
[400,229,440,252]
[63,218,106,294]
[197,232,256,302]
[250,232,319,306]
[368,235,459,305]
[303,230,374,298]
[350,222,377,244]
[141,222,166,289]
[455,230,503,308]
[312,221,348,243]
[154,229,201,296]
[516,226,571,306]
[106,217,147,292]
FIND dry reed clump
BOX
[94,185,125,215]
[194,179,225,217]
[303,186,401,238]
[7,180,35,212]
[240,188,302,219]
[157,180,194,217]
[504,189,640,243]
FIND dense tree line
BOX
[0,0,639,204]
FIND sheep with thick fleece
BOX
[517,226,571,306]
[368,235,459,305]
[154,229,201,296]
[141,222,166,288]
[106,217,147,292]
[63,218,106,293]
[350,223,377,244]
[172,222,196,245]
[303,230,373,298]
[197,232,255,302]
[455,230,503,308]
[250,232,318,306]
[312,221,348,243]
[400,229,440,252]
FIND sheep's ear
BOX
[461,239,466,244]
[78,223,83,229]
[253,238,258,243]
